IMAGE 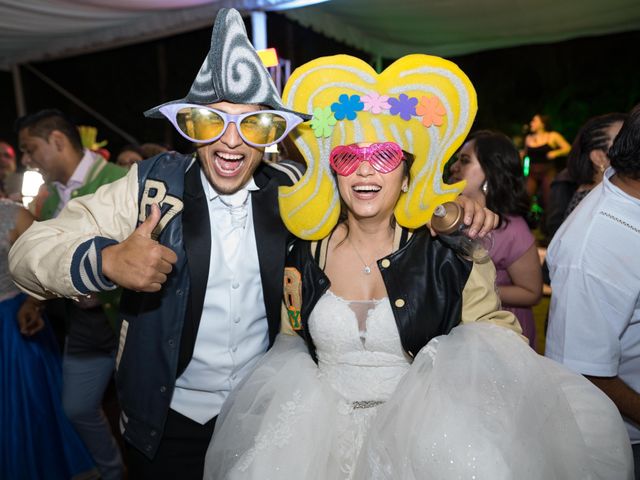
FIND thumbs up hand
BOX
[102,203,178,292]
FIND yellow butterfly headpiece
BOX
[279,54,477,240]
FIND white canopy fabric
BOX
[1,0,639,70]
[0,0,318,70]
[283,0,640,58]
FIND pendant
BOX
[363,266,372,274]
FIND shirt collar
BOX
[53,149,96,189]
[200,170,259,206]
[604,167,640,205]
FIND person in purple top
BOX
[449,130,543,348]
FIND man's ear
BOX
[49,130,66,152]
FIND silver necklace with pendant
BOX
[348,237,374,274]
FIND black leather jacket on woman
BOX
[281,225,521,360]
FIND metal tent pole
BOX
[11,64,26,117]
[251,11,267,50]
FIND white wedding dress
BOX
[204,291,633,479]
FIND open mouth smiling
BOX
[214,151,244,176]
[351,183,382,198]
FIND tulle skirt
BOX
[0,293,96,479]
[205,323,633,479]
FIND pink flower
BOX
[416,95,446,127]
[362,92,391,114]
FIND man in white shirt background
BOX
[546,102,640,478]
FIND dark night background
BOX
[1,12,639,160]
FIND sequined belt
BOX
[352,400,385,409]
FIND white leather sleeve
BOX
[9,164,140,300]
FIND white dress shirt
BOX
[546,168,640,442]
[170,170,269,424]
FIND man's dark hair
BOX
[609,103,640,180]
[567,112,627,185]
[15,109,83,153]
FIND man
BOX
[15,109,126,480]
[10,9,309,479]
[545,103,640,477]
[10,8,495,479]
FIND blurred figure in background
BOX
[546,103,640,477]
[545,112,627,242]
[1,198,97,479]
[78,125,112,163]
[139,142,168,159]
[449,130,542,348]
[0,140,22,201]
[115,144,144,169]
[565,112,627,217]
[523,114,571,210]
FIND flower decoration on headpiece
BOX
[280,54,477,240]
[388,94,418,121]
[331,94,364,121]
[417,95,446,127]
[310,107,337,138]
[362,92,390,114]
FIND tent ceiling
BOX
[283,0,640,58]
[0,0,310,70]
[1,0,639,71]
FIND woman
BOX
[0,199,96,479]
[564,112,627,218]
[524,114,571,208]
[205,54,632,479]
[449,130,542,347]
[545,112,627,240]
[542,113,627,283]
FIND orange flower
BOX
[416,95,446,127]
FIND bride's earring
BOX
[481,181,488,195]
[401,184,409,193]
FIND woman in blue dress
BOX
[1,198,96,479]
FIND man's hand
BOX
[455,195,499,238]
[102,203,178,292]
[18,296,45,336]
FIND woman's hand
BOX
[455,195,499,238]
